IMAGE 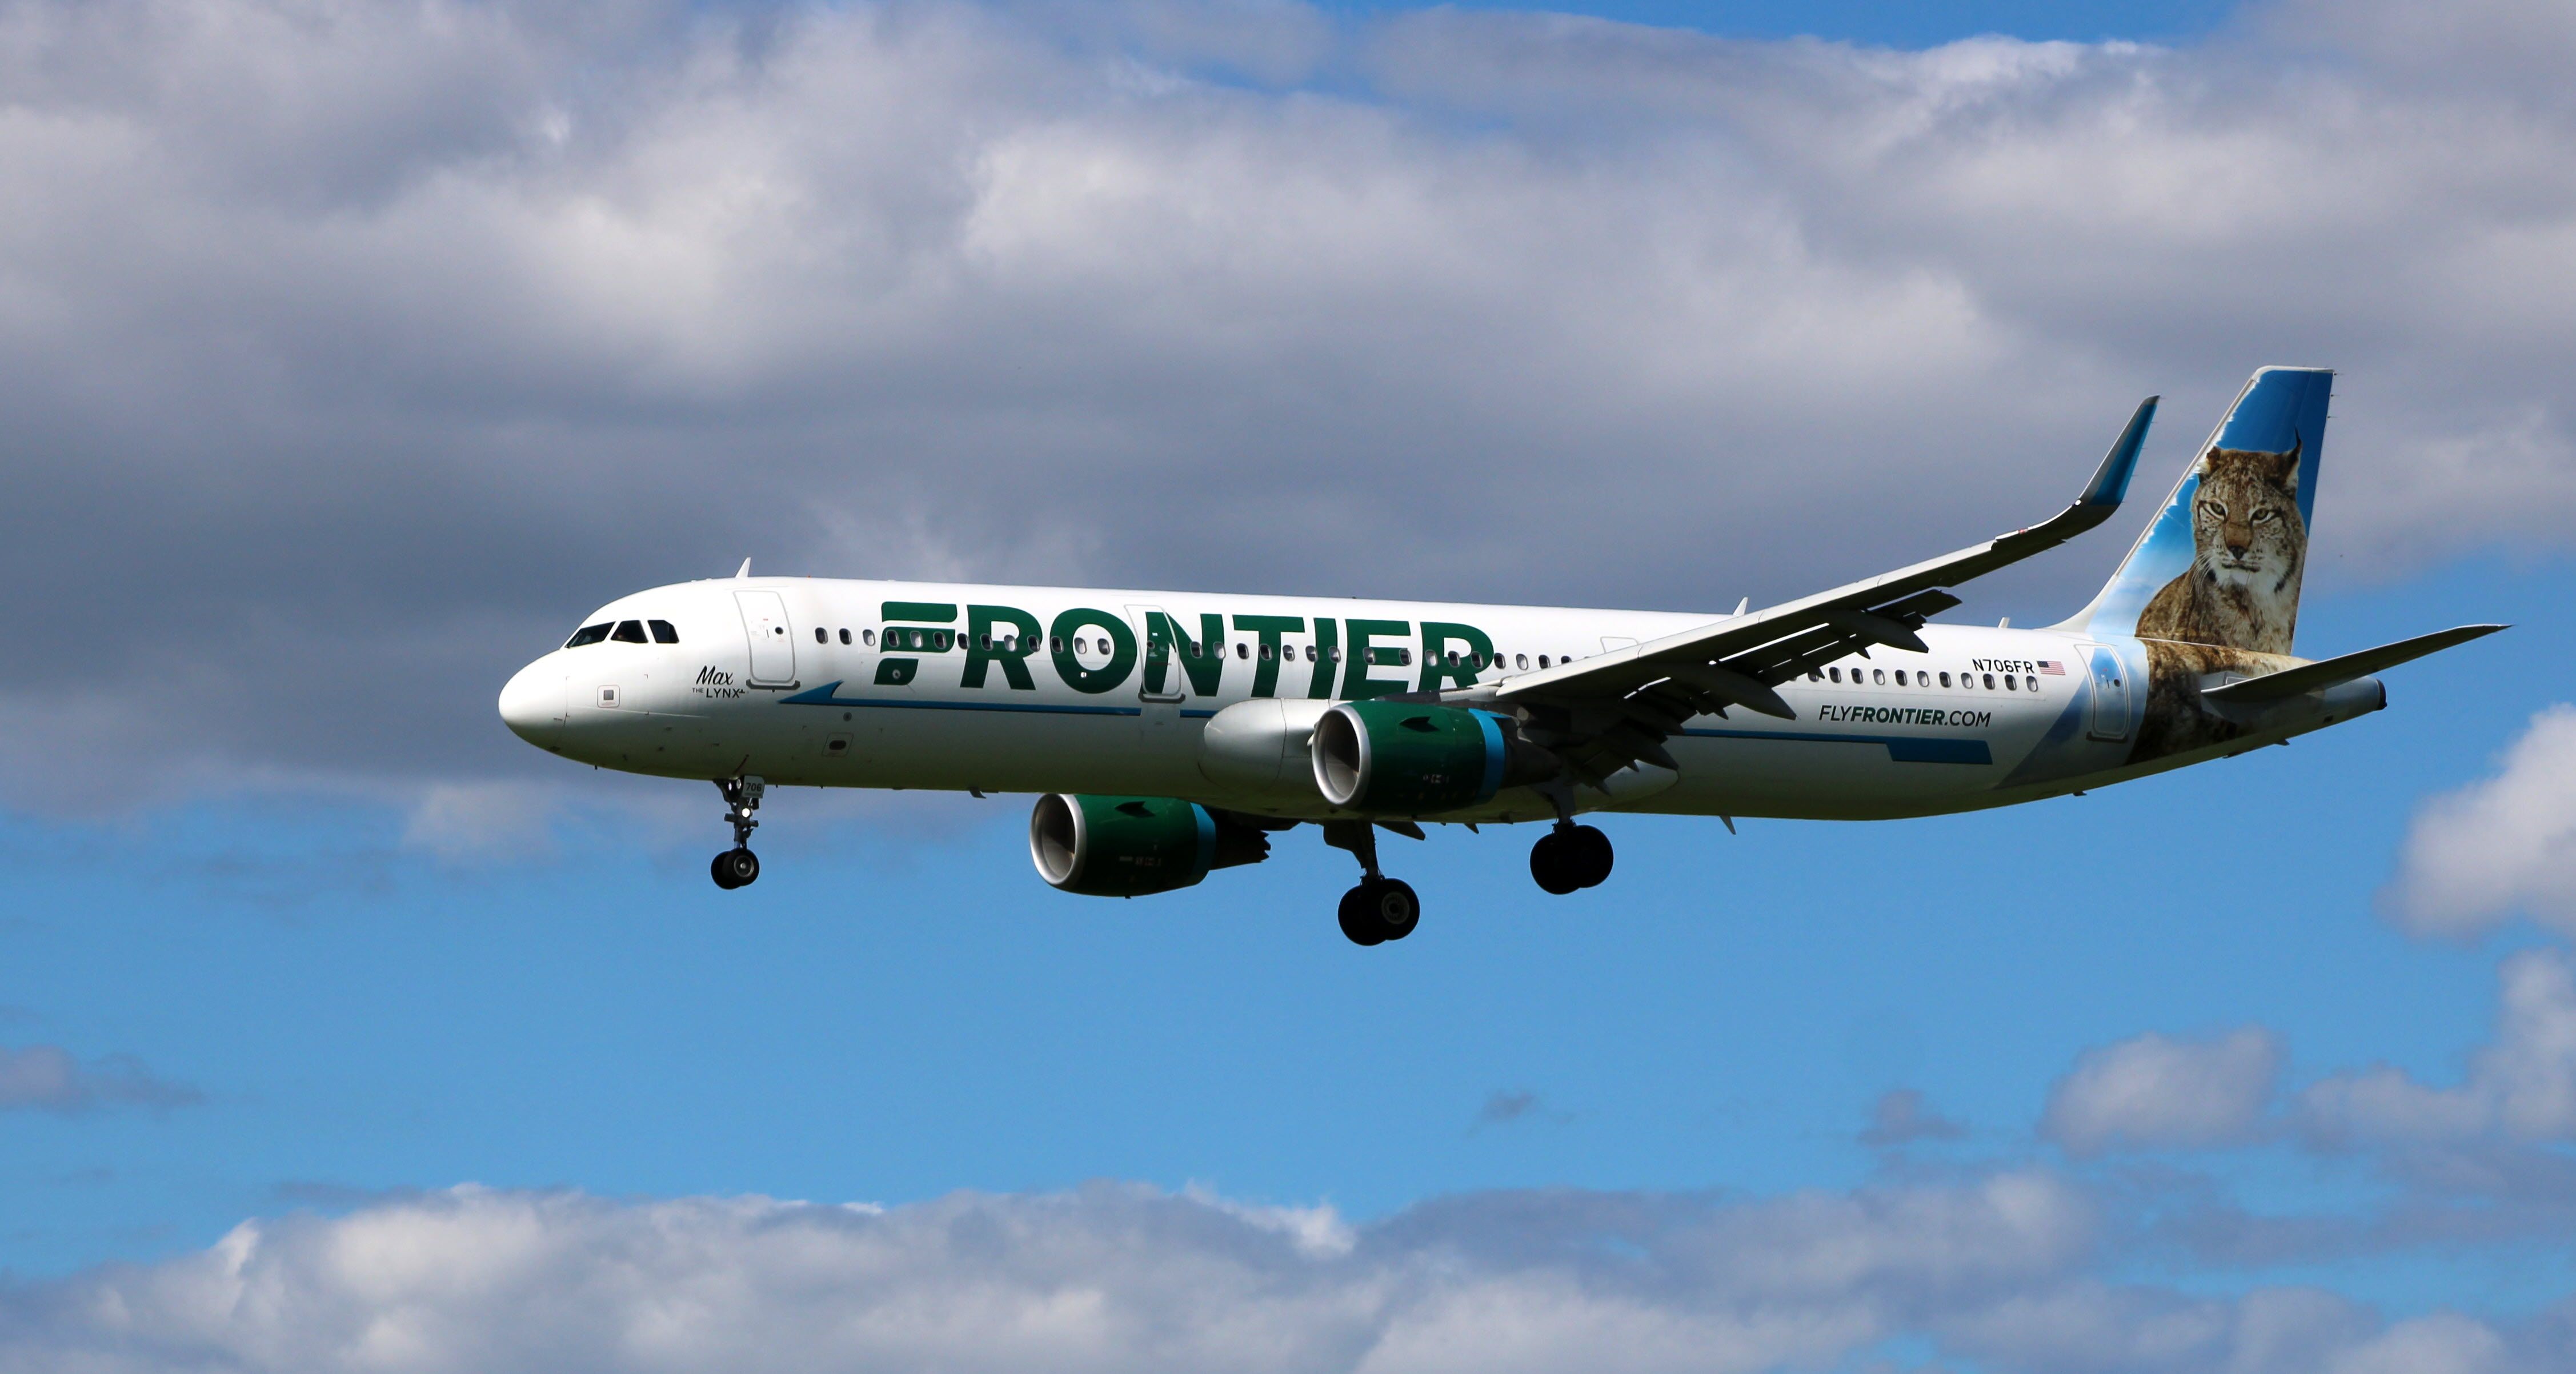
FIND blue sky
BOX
[5,1,2576,1369]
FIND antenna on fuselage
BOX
[734,558,752,579]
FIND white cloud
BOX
[0,1180,2561,1374]
[402,781,560,860]
[2042,1027,2282,1156]
[2386,706,2576,939]
[0,0,2573,806]
[2299,947,2576,1145]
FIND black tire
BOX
[1530,833,1581,895]
[1374,879,1421,940]
[714,847,760,890]
[1567,825,1613,888]
[1337,885,1386,946]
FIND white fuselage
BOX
[498,576,2381,824]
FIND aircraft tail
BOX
[2061,367,2331,656]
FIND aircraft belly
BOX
[758,696,1209,796]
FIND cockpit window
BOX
[612,620,649,643]
[649,620,679,644]
[566,623,612,648]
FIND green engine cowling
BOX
[1028,794,1270,897]
[1311,700,1553,816]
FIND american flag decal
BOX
[2038,660,2065,675]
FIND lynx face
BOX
[2134,436,2306,655]
[2190,442,2303,599]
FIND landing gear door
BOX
[735,590,798,686]
[2083,644,2130,742]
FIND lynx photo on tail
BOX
[498,366,2503,946]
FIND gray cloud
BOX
[0,1179,2565,1374]
[1470,1088,1569,1130]
[2,0,2573,814]
[0,1045,202,1115]
[1861,1087,1969,1148]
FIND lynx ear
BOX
[2267,433,2303,492]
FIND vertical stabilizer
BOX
[2061,367,2330,655]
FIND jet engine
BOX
[1028,794,1271,897]
[1310,700,1555,816]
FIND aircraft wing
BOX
[1473,397,2158,786]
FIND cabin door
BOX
[2083,644,2130,742]
[735,590,798,686]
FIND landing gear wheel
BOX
[1530,832,1581,895]
[1337,885,1386,946]
[1566,825,1613,888]
[712,847,760,890]
[1337,878,1420,945]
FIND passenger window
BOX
[1260,643,1274,661]
[612,620,648,643]
[1873,668,1885,685]
[862,630,875,647]
[565,623,612,648]
[814,627,827,644]
[1982,673,1996,689]
[839,628,851,645]
[1938,671,1951,687]
[1517,654,1529,670]
[1829,667,1842,683]
[2005,674,2018,691]
[1051,636,1065,653]
[1236,643,1249,660]
[649,620,679,644]
[1538,655,1551,669]
[1808,670,1821,682]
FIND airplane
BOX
[498,367,2501,946]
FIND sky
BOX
[3,0,2576,1369]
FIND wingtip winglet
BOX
[2078,395,2157,511]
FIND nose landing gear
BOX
[1530,823,1613,894]
[711,776,764,890]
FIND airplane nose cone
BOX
[499,661,564,747]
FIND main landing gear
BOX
[1324,821,1420,946]
[710,776,764,890]
[1529,823,1613,895]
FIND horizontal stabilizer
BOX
[2200,624,2507,704]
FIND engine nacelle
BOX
[1198,698,1335,796]
[1311,700,1553,816]
[1028,794,1269,897]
